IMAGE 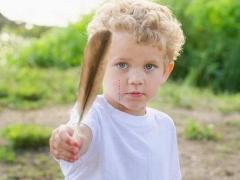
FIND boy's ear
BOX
[161,61,175,84]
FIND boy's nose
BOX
[127,70,144,85]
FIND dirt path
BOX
[0,104,239,180]
[0,104,73,128]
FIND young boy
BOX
[49,0,185,179]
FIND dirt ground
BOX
[0,104,239,180]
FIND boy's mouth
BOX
[128,91,143,94]
[126,91,144,98]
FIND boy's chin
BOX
[121,101,147,115]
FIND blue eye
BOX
[116,63,128,69]
[144,64,156,71]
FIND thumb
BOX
[65,125,74,136]
[58,125,79,147]
[58,125,74,141]
[72,128,85,147]
[66,126,87,148]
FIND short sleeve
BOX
[59,103,100,178]
[156,110,182,179]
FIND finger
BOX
[58,126,81,148]
[58,131,79,150]
[49,126,63,150]
[49,125,75,160]
[54,148,79,162]
[58,126,74,143]
[50,125,82,160]
[58,124,74,136]
[64,125,75,136]
[53,131,81,156]
[59,155,77,162]
[49,127,58,147]
[52,132,62,149]
[49,129,59,155]
[60,139,80,155]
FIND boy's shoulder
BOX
[147,107,176,129]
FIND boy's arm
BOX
[49,123,92,162]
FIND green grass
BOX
[0,31,32,67]
[216,94,240,114]
[1,123,52,149]
[225,120,240,128]
[0,150,63,180]
[151,81,240,113]
[0,146,15,163]
[0,66,79,109]
[183,118,221,141]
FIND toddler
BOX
[49,0,185,179]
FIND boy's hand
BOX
[49,125,81,162]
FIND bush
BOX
[0,66,78,109]
[184,119,220,141]
[2,123,52,149]
[8,14,93,69]
[156,0,240,92]
[0,146,15,163]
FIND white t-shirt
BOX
[60,95,181,180]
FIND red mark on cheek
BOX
[112,80,121,103]
[118,79,120,103]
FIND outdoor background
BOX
[0,0,239,179]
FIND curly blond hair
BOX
[87,0,185,63]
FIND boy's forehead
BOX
[108,33,164,63]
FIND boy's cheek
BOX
[147,84,159,97]
[111,79,122,93]
[103,78,121,93]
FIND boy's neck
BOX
[103,94,146,116]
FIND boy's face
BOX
[102,31,174,115]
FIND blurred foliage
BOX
[184,119,221,141]
[153,81,240,113]
[2,25,50,38]
[0,146,15,163]
[7,14,92,69]
[156,0,240,92]
[2,1,240,92]
[2,123,51,149]
[0,66,79,110]
[0,32,31,66]
[0,13,50,38]
[0,1,240,111]
[225,120,240,128]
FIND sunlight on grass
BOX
[1,123,52,149]
[183,118,221,141]
[149,81,240,114]
[0,146,15,163]
[0,66,79,109]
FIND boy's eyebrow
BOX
[112,57,160,64]
[146,59,160,64]
[112,57,132,62]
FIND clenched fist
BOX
[49,124,92,162]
